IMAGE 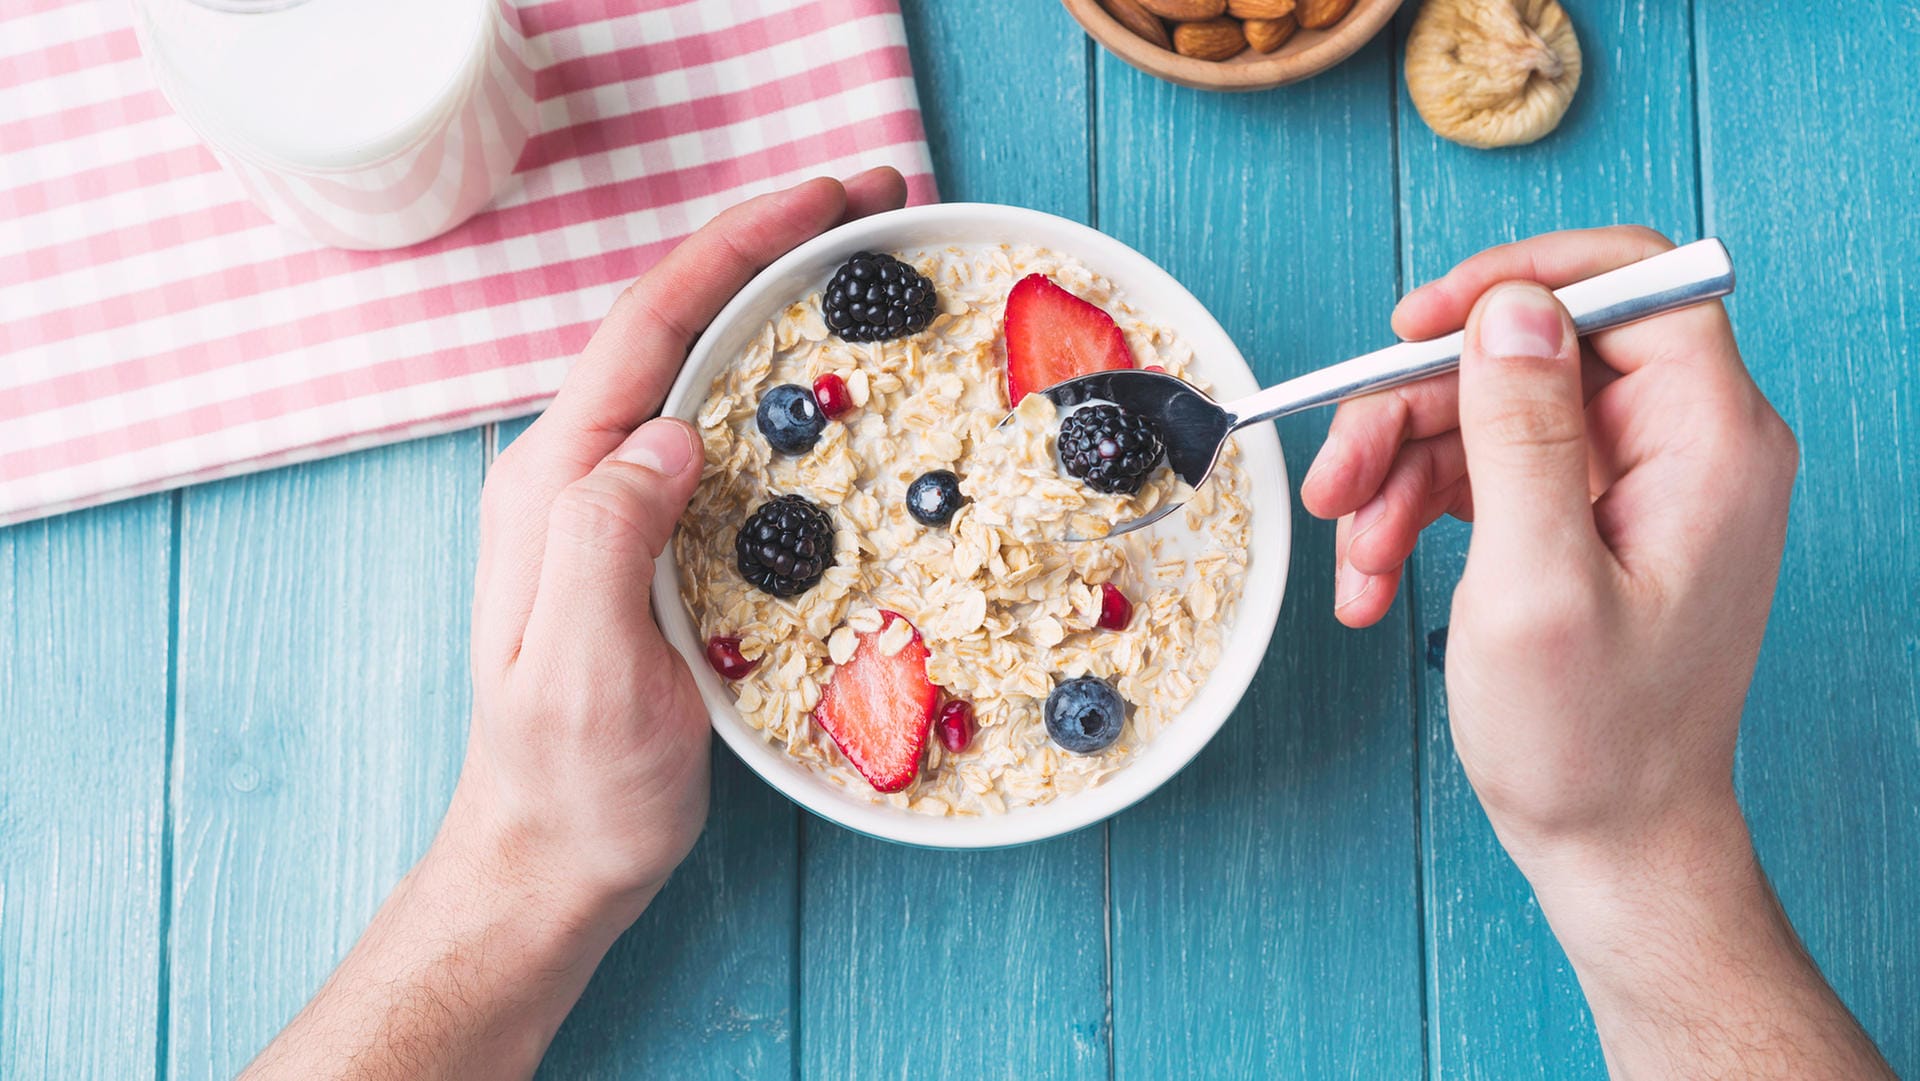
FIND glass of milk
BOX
[134,0,538,250]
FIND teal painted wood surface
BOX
[1095,36,1427,1081]
[1695,6,1920,1070]
[1397,3,1702,1077]
[536,755,798,1081]
[4,1,1919,1079]
[1,498,171,1080]
[162,438,480,1079]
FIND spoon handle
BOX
[1224,238,1736,428]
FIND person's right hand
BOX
[1298,226,1902,1079]
[1301,226,1799,867]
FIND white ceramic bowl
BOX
[652,203,1290,848]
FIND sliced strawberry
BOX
[1003,273,1135,406]
[813,611,940,793]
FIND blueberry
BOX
[1044,676,1127,754]
[906,470,964,526]
[756,384,825,454]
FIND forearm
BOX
[240,812,645,1081]
[1513,804,1892,1081]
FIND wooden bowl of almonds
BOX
[1062,0,1403,91]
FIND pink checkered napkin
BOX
[0,0,938,526]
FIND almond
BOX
[1296,0,1354,29]
[1171,17,1247,60]
[1227,0,1295,18]
[1137,0,1227,19]
[1099,0,1173,50]
[1243,14,1297,52]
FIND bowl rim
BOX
[651,202,1290,849]
[1059,0,1405,91]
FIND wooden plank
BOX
[1396,3,1701,1076]
[0,499,172,1081]
[535,756,798,1081]
[483,424,802,1081]
[162,437,481,1077]
[801,833,1112,1077]
[1097,39,1426,1080]
[798,4,1110,1079]
[1694,4,1919,1075]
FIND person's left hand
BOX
[441,169,910,926]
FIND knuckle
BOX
[1456,572,1597,655]
[549,475,649,553]
[1479,399,1585,453]
[1690,399,1752,463]
[1761,411,1800,478]
[1691,391,1798,485]
[479,459,525,528]
[615,279,696,347]
[1398,437,1445,490]
[612,273,650,318]
[1616,224,1677,254]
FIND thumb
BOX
[522,418,703,650]
[1457,282,1601,569]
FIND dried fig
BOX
[1405,0,1581,149]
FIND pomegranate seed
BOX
[936,700,974,753]
[1144,364,1167,374]
[1097,582,1133,631]
[812,373,853,419]
[705,636,759,680]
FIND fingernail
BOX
[612,420,698,476]
[1303,428,1341,487]
[1477,285,1565,359]
[1335,558,1371,610]
[1390,284,1424,321]
[1350,493,1386,543]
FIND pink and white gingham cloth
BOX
[0,0,937,526]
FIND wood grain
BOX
[0,499,172,1081]
[1396,2,1701,1075]
[1096,40,1426,1079]
[797,5,1111,1079]
[161,438,481,1078]
[536,752,799,1081]
[1696,4,1919,1074]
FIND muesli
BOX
[675,245,1251,816]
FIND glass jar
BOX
[134,0,537,250]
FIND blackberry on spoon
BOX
[1058,403,1167,495]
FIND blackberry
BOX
[1057,403,1166,495]
[736,495,836,597]
[822,252,937,342]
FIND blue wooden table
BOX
[5,3,1916,1078]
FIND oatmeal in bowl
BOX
[653,204,1289,848]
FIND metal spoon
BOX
[1031,237,1736,540]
